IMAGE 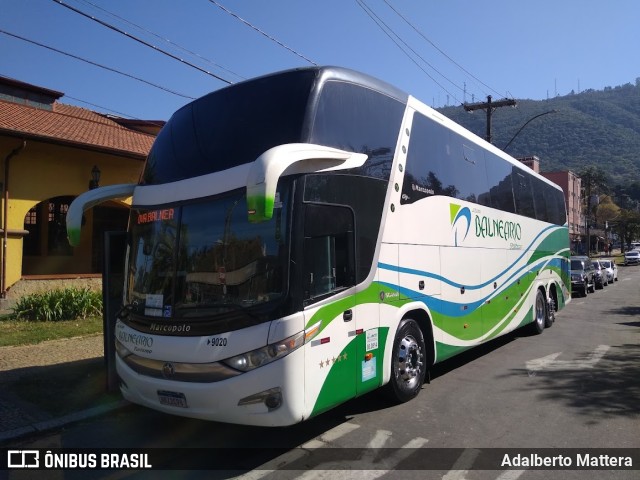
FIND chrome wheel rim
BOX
[396,334,424,390]
[535,293,546,328]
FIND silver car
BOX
[624,250,640,266]
[599,259,618,282]
[592,260,609,288]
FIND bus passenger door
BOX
[303,204,358,415]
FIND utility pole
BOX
[463,95,517,144]
[584,171,591,256]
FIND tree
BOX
[615,209,640,251]
[595,195,620,227]
[595,196,620,251]
[579,165,609,253]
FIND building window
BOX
[48,196,74,256]
[24,208,37,225]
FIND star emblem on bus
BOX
[319,353,348,368]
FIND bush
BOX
[11,287,103,321]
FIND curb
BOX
[0,399,129,444]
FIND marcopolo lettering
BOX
[475,215,522,242]
[149,323,191,333]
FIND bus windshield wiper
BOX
[116,303,134,320]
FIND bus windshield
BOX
[127,185,290,320]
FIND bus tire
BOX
[386,318,426,403]
[545,295,556,328]
[530,289,546,335]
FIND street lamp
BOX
[503,110,557,151]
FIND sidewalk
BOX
[0,334,127,444]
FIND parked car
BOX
[599,259,618,283]
[592,260,609,288]
[570,256,595,297]
[624,250,640,266]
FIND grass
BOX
[11,288,102,322]
[0,315,103,347]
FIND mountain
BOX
[437,79,640,185]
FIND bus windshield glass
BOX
[142,70,316,185]
[127,186,290,319]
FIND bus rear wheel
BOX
[545,295,556,328]
[386,319,426,403]
[530,289,546,335]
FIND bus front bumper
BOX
[115,348,306,427]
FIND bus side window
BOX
[303,204,355,304]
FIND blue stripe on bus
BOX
[378,225,564,291]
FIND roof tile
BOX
[0,100,156,157]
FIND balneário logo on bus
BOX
[450,203,523,246]
[475,214,522,243]
[449,203,471,246]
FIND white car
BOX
[624,250,640,266]
[599,259,618,282]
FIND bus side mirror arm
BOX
[66,183,137,247]
[246,143,367,223]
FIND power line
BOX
[208,0,317,66]
[0,29,196,100]
[381,0,505,100]
[51,0,233,85]
[77,0,245,82]
[356,0,462,105]
[63,94,166,128]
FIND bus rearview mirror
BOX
[245,143,367,223]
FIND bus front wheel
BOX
[386,319,426,403]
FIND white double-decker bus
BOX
[68,67,570,426]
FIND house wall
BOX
[541,170,582,235]
[1,137,143,290]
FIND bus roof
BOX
[194,66,410,109]
[143,66,408,185]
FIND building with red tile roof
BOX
[0,75,163,301]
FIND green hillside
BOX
[438,80,640,185]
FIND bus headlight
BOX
[222,332,304,372]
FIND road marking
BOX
[526,345,610,372]
[496,469,526,480]
[232,448,308,480]
[235,422,429,479]
[235,422,360,480]
[367,429,392,449]
[442,448,481,480]
[317,422,361,443]
[297,432,428,480]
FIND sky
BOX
[1,0,639,121]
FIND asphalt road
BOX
[5,262,640,480]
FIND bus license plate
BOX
[157,390,188,408]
